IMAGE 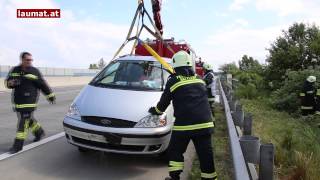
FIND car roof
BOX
[116,55,172,63]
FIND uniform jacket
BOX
[155,67,214,135]
[300,81,317,110]
[203,70,216,98]
[5,65,54,112]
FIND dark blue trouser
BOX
[167,132,217,180]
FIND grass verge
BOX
[241,98,320,180]
[189,104,233,180]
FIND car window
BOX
[91,60,170,91]
[99,62,120,84]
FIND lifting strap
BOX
[111,1,175,74]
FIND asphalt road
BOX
[0,86,82,153]
[0,85,194,180]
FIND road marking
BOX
[0,90,80,106]
[0,132,65,161]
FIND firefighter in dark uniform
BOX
[149,51,217,180]
[316,87,320,116]
[300,76,317,116]
[5,52,56,153]
[316,86,320,128]
[203,63,215,109]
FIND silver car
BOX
[63,55,174,154]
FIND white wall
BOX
[0,65,99,77]
[0,76,93,91]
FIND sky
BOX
[0,0,319,70]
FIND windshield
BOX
[90,60,170,91]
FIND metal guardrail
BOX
[219,79,251,180]
[218,78,274,180]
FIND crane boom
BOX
[151,0,163,35]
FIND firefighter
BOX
[203,63,215,109]
[315,86,320,115]
[149,51,217,180]
[5,52,56,154]
[300,76,317,116]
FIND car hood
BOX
[74,85,162,122]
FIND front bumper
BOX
[63,116,172,154]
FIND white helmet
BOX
[172,51,192,68]
[307,76,316,83]
[203,63,212,70]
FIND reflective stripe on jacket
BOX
[155,67,214,135]
[6,65,53,112]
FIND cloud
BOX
[200,24,287,70]
[229,0,320,18]
[214,12,229,17]
[235,19,249,27]
[229,0,252,11]
[255,0,305,16]
[0,0,129,68]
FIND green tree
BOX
[219,62,239,75]
[266,23,320,88]
[238,55,263,74]
[89,64,98,69]
[98,58,106,69]
[220,60,263,99]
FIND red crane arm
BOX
[151,0,163,35]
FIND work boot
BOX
[9,139,24,154]
[33,128,45,142]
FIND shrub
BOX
[234,72,263,99]
[270,68,320,114]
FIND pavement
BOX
[0,85,195,180]
[0,86,82,153]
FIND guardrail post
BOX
[259,143,274,180]
[230,99,236,112]
[228,94,233,107]
[227,90,231,101]
[233,104,244,127]
[240,135,260,164]
[243,113,253,135]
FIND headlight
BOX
[66,104,81,120]
[135,113,167,128]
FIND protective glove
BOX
[7,79,20,88]
[48,95,56,104]
[148,107,162,115]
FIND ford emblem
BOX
[101,119,112,126]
